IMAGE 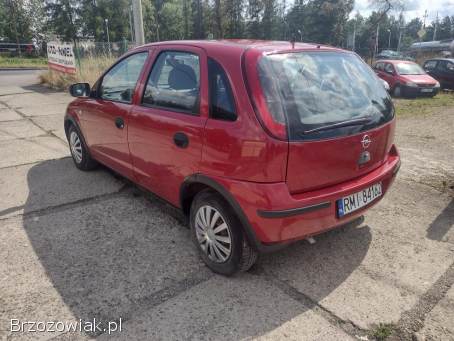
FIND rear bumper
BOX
[213,146,400,249]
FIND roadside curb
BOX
[0,67,48,71]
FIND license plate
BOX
[337,183,382,217]
[421,88,433,93]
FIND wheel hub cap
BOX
[69,131,83,164]
[195,205,232,263]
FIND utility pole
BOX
[129,5,134,42]
[397,28,403,51]
[375,24,380,57]
[387,29,391,48]
[105,18,111,57]
[132,0,145,45]
[352,20,356,51]
[423,10,428,28]
[433,12,438,41]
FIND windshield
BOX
[395,63,425,75]
[257,51,393,141]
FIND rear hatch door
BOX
[255,50,395,193]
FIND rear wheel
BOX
[190,190,257,276]
[67,125,97,170]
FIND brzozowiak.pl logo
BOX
[10,318,122,335]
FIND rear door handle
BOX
[115,117,124,129]
[173,132,189,148]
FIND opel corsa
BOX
[65,40,400,275]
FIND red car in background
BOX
[374,59,440,98]
[65,40,400,275]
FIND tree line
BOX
[0,0,453,52]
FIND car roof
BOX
[136,39,344,56]
[376,59,415,65]
[425,58,454,62]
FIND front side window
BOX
[257,51,393,141]
[100,52,148,103]
[208,58,236,121]
[142,51,200,114]
[384,63,394,74]
[395,63,425,75]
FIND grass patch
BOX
[369,323,395,341]
[394,92,454,116]
[0,56,47,68]
[40,56,116,90]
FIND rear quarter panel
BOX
[200,47,288,183]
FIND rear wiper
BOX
[301,117,372,135]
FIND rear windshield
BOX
[395,63,425,75]
[258,51,394,141]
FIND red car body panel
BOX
[287,121,395,193]
[66,40,400,250]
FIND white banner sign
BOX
[47,41,77,74]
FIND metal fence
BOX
[73,40,137,60]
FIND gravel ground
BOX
[0,76,453,341]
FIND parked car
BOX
[376,50,414,61]
[65,40,400,275]
[373,60,440,97]
[0,42,36,56]
[423,58,454,89]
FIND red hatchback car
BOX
[374,59,440,97]
[65,40,400,275]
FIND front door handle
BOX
[173,132,189,148]
[115,117,124,129]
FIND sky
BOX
[352,0,454,23]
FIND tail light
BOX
[243,53,288,140]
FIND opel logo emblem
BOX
[361,135,371,149]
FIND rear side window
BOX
[208,58,236,121]
[438,60,454,72]
[374,62,384,71]
[100,52,148,103]
[143,51,200,114]
[424,60,437,70]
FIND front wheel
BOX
[67,125,97,170]
[190,190,258,276]
[393,85,402,97]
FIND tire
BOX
[67,125,97,170]
[393,85,402,97]
[190,190,258,276]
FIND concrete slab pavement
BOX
[0,158,124,219]
[31,114,66,141]
[0,119,46,141]
[99,274,354,341]
[0,193,209,341]
[0,108,23,121]
[0,136,68,168]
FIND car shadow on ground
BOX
[22,158,372,339]
[426,198,454,241]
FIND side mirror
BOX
[69,83,90,97]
